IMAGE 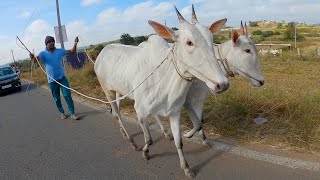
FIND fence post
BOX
[317,48,320,56]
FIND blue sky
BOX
[0,0,319,65]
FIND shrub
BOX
[252,36,265,43]
[94,44,104,52]
[249,21,258,27]
[252,30,263,35]
[261,30,274,37]
[213,35,227,44]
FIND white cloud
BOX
[188,0,320,26]
[96,8,122,25]
[94,1,175,43]
[81,0,104,7]
[1,0,320,66]
[17,11,31,19]
[26,19,51,35]
[0,19,53,65]
[270,0,302,4]
[97,1,173,25]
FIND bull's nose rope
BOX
[213,43,262,82]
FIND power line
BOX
[20,0,49,37]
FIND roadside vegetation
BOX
[20,22,320,154]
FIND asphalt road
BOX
[0,81,319,180]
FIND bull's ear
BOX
[232,29,239,46]
[209,18,227,34]
[148,20,176,41]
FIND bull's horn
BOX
[191,4,198,23]
[174,5,186,23]
[244,22,248,35]
[240,20,245,35]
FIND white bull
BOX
[94,6,228,178]
[183,21,265,142]
[152,16,265,145]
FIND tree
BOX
[277,22,283,29]
[283,22,305,41]
[120,33,135,45]
[172,27,178,31]
[135,36,147,45]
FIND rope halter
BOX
[214,43,235,77]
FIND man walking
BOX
[30,36,79,120]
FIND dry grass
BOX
[185,55,320,153]
[21,50,320,154]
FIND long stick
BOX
[16,36,32,54]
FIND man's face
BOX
[46,40,55,50]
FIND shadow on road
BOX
[0,84,32,97]
[75,110,105,120]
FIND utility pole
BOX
[294,22,297,48]
[56,0,68,71]
[11,49,16,65]
[56,0,64,49]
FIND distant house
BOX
[66,52,87,69]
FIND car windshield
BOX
[0,67,14,76]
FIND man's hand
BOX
[67,36,79,55]
[29,53,35,59]
[74,36,79,44]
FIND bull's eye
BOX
[186,40,194,46]
[244,49,251,53]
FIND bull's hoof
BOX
[131,143,140,151]
[119,128,126,138]
[183,131,194,139]
[165,133,174,141]
[143,150,149,161]
[147,139,153,146]
[184,168,195,179]
[201,139,210,147]
[128,137,140,151]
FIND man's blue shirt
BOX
[38,48,67,83]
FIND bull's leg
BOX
[137,115,153,160]
[198,117,207,145]
[183,101,202,139]
[104,90,139,151]
[192,99,209,146]
[169,113,195,178]
[154,115,173,141]
[115,92,126,138]
[183,98,209,146]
